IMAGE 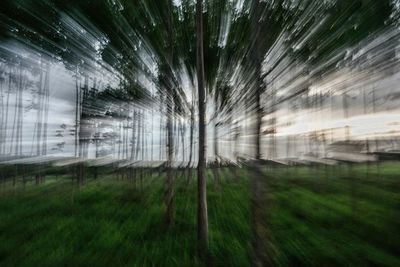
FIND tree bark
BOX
[165,98,174,225]
[250,1,273,266]
[4,67,12,155]
[36,60,43,156]
[196,0,208,259]
[0,68,4,154]
[131,110,137,160]
[213,121,220,186]
[164,0,175,227]
[42,62,50,156]
[75,68,79,157]
[186,100,195,183]
[135,112,141,160]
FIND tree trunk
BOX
[76,75,88,186]
[75,68,79,157]
[164,0,175,227]
[118,120,122,160]
[186,101,195,184]
[250,1,273,266]
[141,111,145,161]
[251,64,272,267]
[10,76,17,155]
[37,60,44,156]
[196,0,208,259]
[42,62,50,156]
[180,122,186,163]
[15,65,24,156]
[151,109,154,162]
[135,112,141,160]
[255,76,262,160]
[213,121,220,186]
[4,68,12,155]
[0,70,4,154]
[165,95,174,226]
[130,109,136,159]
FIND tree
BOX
[164,0,175,227]
[196,0,208,259]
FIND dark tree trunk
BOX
[118,121,122,160]
[76,75,89,186]
[213,121,220,186]
[75,68,79,157]
[180,121,185,163]
[16,66,24,156]
[164,0,175,227]
[36,61,43,156]
[141,111,145,161]
[42,62,50,157]
[0,69,4,154]
[251,66,271,267]
[4,68,12,154]
[250,1,273,266]
[131,110,137,160]
[135,112,141,160]
[255,77,262,161]
[187,99,195,183]
[151,109,154,162]
[159,96,164,161]
[214,123,219,162]
[165,95,174,226]
[196,0,208,259]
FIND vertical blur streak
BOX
[0,0,399,266]
[0,1,398,174]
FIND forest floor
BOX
[0,163,399,267]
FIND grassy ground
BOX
[263,163,400,266]
[0,163,399,266]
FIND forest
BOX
[0,0,399,266]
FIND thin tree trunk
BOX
[213,120,220,186]
[131,110,136,160]
[42,62,50,156]
[118,121,122,160]
[0,70,4,154]
[151,109,154,162]
[37,61,43,156]
[159,97,163,161]
[214,122,219,162]
[122,119,126,160]
[126,116,129,159]
[180,122,185,163]
[186,101,195,183]
[135,112,141,160]
[15,65,24,156]
[142,111,145,161]
[165,95,174,225]
[251,64,271,267]
[164,0,175,227]
[35,62,43,183]
[251,1,273,266]
[10,69,19,155]
[4,68,12,155]
[77,75,88,186]
[75,68,79,157]
[196,0,208,258]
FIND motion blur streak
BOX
[0,0,399,266]
[0,0,399,166]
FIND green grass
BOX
[262,163,400,267]
[0,163,399,266]
[0,171,251,267]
